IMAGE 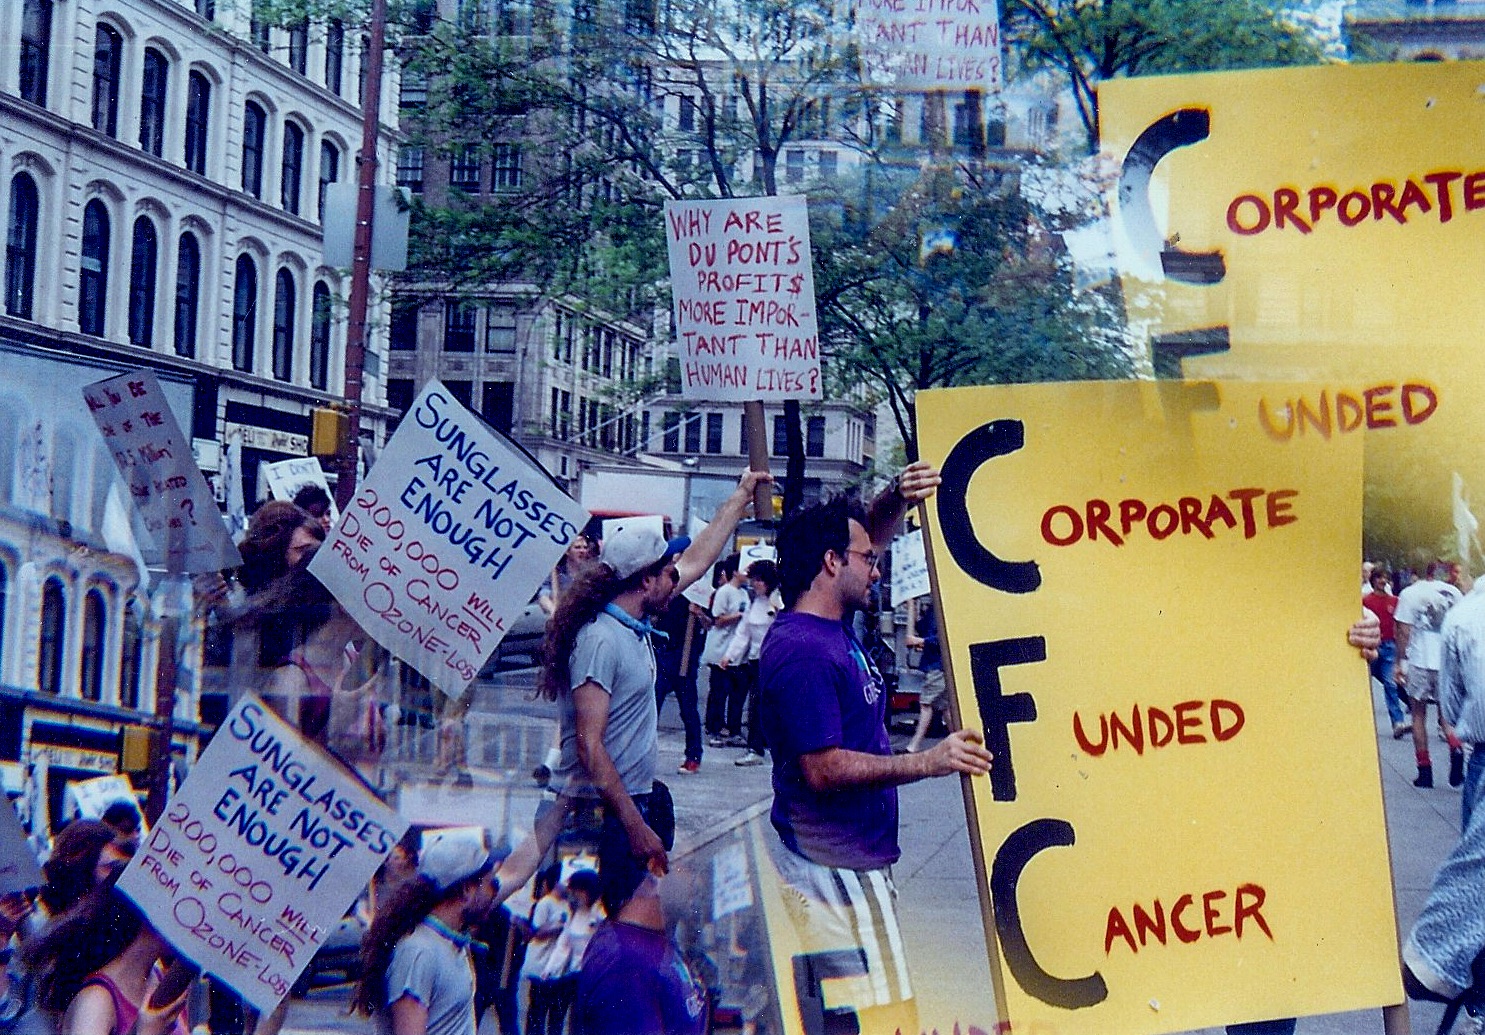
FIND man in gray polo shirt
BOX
[540,471,768,915]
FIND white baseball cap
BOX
[601,526,690,580]
[418,828,495,894]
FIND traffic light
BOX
[118,726,154,773]
[311,407,349,456]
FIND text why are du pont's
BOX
[666,197,823,402]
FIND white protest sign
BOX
[855,0,1002,90]
[682,579,715,609]
[890,528,930,605]
[740,542,776,568]
[118,695,406,1014]
[67,775,139,822]
[311,381,587,697]
[712,842,753,920]
[262,458,339,525]
[84,370,242,573]
[0,797,43,897]
[665,196,821,402]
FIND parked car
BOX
[478,602,549,676]
[291,911,365,995]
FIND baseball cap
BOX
[601,525,691,580]
[418,828,495,894]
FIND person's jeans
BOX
[1371,639,1405,727]
[1464,746,1485,831]
[737,660,765,754]
[705,663,746,736]
[656,654,703,762]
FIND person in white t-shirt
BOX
[522,866,571,1035]
[703,555,750,748]
[1397,561,1466,789]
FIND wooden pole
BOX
[334,0,389,510]
[743,400,771,520]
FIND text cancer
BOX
[1040,488,1298,547]
[1226,170,1485,235]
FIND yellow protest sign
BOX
[917,380,1398,1035]
[1099,61,1485,560]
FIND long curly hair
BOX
[352,874,442,1016]
[537,560,661,701]
[26,864,143,1013]
[38,820,116,917]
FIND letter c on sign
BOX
[991,819,1108,1009]
[938,420,1040,594]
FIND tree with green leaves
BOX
[813,160,1133,459]
[1004,0,1325,153]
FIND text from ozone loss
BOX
[328,390,579,683]
[133,703,394,1000]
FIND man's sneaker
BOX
[735,751,765,767]
[677,759,701,775]
[1393,722,1412,740]
[707,735,727,748]
[1415,765,1434,788]
[725,734,749,748]
[1450,749,1466,788]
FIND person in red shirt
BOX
[1364,567,1408,739]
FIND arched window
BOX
[310,281,332,390]
[232,254,257,371]
[318,141,339,222]
[38,577,64,694]
[273,267,296,381]
[5,174,39,320]
[325,20,345,95]
[184,71,210,176]
[91,24,123,137]
[242,101,266,198]
[80,589,106,702]
[19,0,52,106]
[119,601,143,709]
[139,48,169,157]
[79,200,110,336]
[174,232,200,358]
[281,122,304,215]
[128,216,157,346]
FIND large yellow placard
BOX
[917,380,1398,1035]
[1099,61,1485,560]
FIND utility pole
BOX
[336,0,389,510]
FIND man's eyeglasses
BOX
[843,548,880,570]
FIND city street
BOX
[263,665,1465,1035]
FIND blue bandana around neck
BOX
[603,603,669,641]
[421,916,488,955]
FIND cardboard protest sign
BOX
[84,369,241,573]
[889,527,929,605]
[1099,60,1485,560]
[262,457,339,525]
[916,381,1397,1034]
[310,381,587,697]
[665,197,822,402]
[854,0,1002,90]
[0,797,43,897]
[66,774,139,822]
[117,695,406,1014]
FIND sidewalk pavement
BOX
[657,674,1464,1034]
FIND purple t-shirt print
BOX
[760,612,900,870]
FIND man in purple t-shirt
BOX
[759,462,992,1033]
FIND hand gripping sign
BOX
[310,380,588,697]
[916,380,1398,1035]
[117,695,408,1015]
